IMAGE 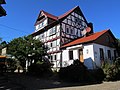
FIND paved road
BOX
[0,74,25,90]
[0,73,120,90]
[48,81,120,90]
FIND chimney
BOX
[87,22,94,34]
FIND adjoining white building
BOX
[61,30,117,69]
[32,6,117,69]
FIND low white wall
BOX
[61,43,116,69]
[83,44,95,69]
[93,43,116,68]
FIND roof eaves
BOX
[61,30,109,48]
[34,10,58,26]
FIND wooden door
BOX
[79,49,83,62]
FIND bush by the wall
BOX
[28,61,52,77]
[59,60,105,83]
[102,58,120,81]
[88,68,105,82]
[59,60,89,82]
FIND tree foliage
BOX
[116,38,120,56]
[7,35,48,68]
[102,58,120,81]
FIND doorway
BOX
[79,49,83,62]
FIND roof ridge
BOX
[41,10,58,20]
[58,6,79,19]
[61,29,109,48]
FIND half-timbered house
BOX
[32,6,117,70]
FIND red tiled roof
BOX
[34,6,84,26]
[41,10,58,20]
[39,6,79,20]
[61,30,109,48]
[33,6,87,36]
[58,6,79,19]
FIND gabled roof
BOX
[61,30,110,48]
[58,6,78,19]
[34,10,58,26]
[58,6,87,23]
[34,6,88,26]
[33,6,88,36]
[41,10,58,20]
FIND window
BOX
[39,33,44,39]
[38,22,44,29]
[71,27,74,35]
[107,50,111,60]
[50,42,53,47]
[66,27,69,34]
[49,26,56,36]
[69,50,73,60]
[42,22,44,26]
[50,55,53,62]
[52,26,56,34]
[52,40,57,47]
[66,25,70,34]
[99,48,104,63]
[54,55,57,60]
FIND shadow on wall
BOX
[84,57,96,69]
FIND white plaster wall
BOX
[62,50,73,67]
[93,43,116,68]
[52,52,61,68]
[62,50,69,61]
[73,50,79,60]
[35,25,39,31]
[83,44,94,69]
[44,19,47,26]
[35,35,39,40]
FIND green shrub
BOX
[102,59,120,81]
[59,60,88,82]
[28,61,52,77]
[88,68,105,82]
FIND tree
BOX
[7,35,48,70]
[116,39,120,57]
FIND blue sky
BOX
[0,0,120,42]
